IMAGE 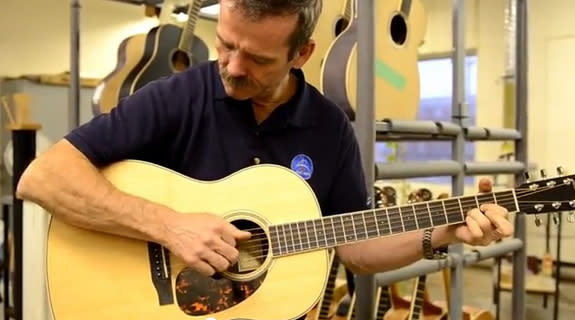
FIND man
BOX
[17,0,510,291]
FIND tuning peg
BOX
[567,212,575,224]
[524,171,532,182]
[540,169,548,178]
[553,213,560,225]
[557,166,565,176]
[535,215,543,227]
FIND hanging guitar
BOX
[320,0,427,122]
[302,0,350,89]
[91,33,147,115]
[305,250,346,320]
[119,0,209,98]
[45,162,575,320]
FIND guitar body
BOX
[302,0,348,89]
[46,161,330,320]
[321,0,428,122]
[92,33,147,115]
[119,24,209,97]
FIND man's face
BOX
[215,0,312,101]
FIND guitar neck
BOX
[375,286,391,320]
[408,275,427,320]
[317,253,340,319]
[270,190,518,257]
[178,0,203,52]
[400,0,413,17]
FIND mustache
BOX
[220,69,251,89]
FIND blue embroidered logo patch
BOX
[291,154,314,180]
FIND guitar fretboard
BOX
[270,190,518,256]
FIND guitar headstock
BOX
[515,167,575,225]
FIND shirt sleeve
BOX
[324,120,370,216]
[65,74,188,167]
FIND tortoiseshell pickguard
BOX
[175,268,266,315]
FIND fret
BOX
[494,190,518,211]
[441,200,449,224]
[477,193,495,207]
[340,215,347,243]
[295,222,303,251]
[387,207,403,234]
[365,211,379,238]
[342,215,355,242]
[333,216,345,244]
[474,194,480,208]
[457,198,465,221]
[314,219,327,248]
[301,221,310,251]
[428,200,447,226]
[281,224,290,253]
[398,206,406,232]
[374,209,390,236]
[385,208,392,234]
[400,204,417,232]
[289,223,297,253]
[271,226,282,256]
[349,213,358,241]
[492,192,498,204]
[412,204,420,229]
[325,217,337,247]
[362,212,369,237]
[320,219,329,247]
[306,220,318,249]
[289,223,298,253]
[415,203,432,229]
[297,221,309,251]
[460,196,479,218]
[443,198,464,223]
[352,212,368,240]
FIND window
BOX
[375,55,478,185]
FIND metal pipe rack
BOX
[353,0,530,319]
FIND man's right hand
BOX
[160,212,252,277]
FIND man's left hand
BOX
[435,178,514,247]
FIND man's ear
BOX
[291,39,316,69]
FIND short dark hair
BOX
[233,0,322,60]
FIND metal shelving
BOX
[61,0,532,319]
[352,0,530,320]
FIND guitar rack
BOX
[351,0,531,320]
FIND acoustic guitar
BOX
[301,0,349,90]
[119,0,209,98]
[91,33,147,115]
[306,250,347,320]
[320,0,427,122]
[385,189,446,320]
[45,160,574,320]
[437,268,495,320]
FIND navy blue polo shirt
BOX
[65,60,369,217]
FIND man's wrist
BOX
[431,225,457,248]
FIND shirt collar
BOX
[212,61,318,128]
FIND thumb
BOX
[233,227,252,240]
[478,177,492,193]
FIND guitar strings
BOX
[235,184,553,253]
[235,186,550,251]
[239,183,562,236]
[236,187,532,238]
[230,184,566,255]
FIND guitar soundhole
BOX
[334,17,349,36]
[390,13,407,46]
[171,50,191,72]
[174,219,268,316]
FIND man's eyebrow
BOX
[217,32,276,62]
